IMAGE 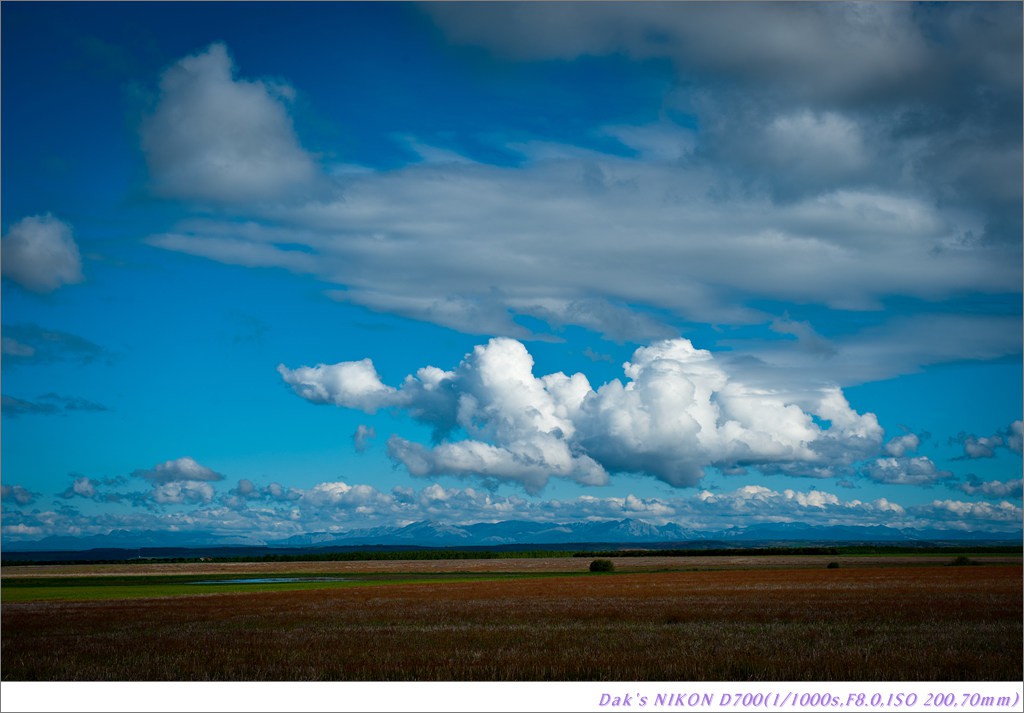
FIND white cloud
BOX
[233,478,259,499]
[765,111,866,167]
[956,421,1024,459]
[1,214,83,293]
[145,234,320,273]
[386,435,608,494]
[150,147,1020,349]
[727,314,1023,388]
[277,359,397,412]
[1,523,44,537]
[0,484,38,506]
[602,122,697,162]
[282,337,882,491]
[1006,421,1024,454]
[224,479,301,506]
[730,110,870,191]
[511,297,679,344]
[695,484,906,523]
[132,456,224,484]
[5,479,1020,543]
[140,42,318,203]
[352,424,377,453]
[1,337,36,357]
[151,480,215,505]
[139,38,1020,365]
[425,3,932,103]
[68,476,97,499]
[153,480,912,532]
[962,436,1003,459]
[884,433,921,457]
[768,315,838,358]
[300,481,394,510]
[920,499,1023,527]
[263,482,301,502]
[863,456,953,486]
[958,477,1023,500]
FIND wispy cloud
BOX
[1,395,60,417]
[352,424,377,453]
[2,393,109,418]
[150,155,1020,344]
[0,324,111,366]
[139,18,1020,392]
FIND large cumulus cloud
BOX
[280,337,882,492]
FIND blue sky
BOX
[2,1,1021,545]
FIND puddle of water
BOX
[190,577,352,585]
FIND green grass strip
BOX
[1,571,576,602]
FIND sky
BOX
[1,1,1022,545]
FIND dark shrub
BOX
[589,559,615,573]
[826,561,840,569]
[950,556,976,567]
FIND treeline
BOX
[832,544,1022,555]
[210,549,575,563]
[3,544,1019,567]
[573,546,843,558]
[572,545,1023,558]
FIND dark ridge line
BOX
[3,542,1021,567]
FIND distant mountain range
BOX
[4,519,1022,553]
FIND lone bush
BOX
[589,559,615,573]
[950,555,976,567]
[826,561,840,569]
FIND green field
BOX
[0,571,549,602]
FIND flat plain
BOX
[2,555,1020,681]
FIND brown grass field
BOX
[2,557,1021,681]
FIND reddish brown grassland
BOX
[2,558,1021,681]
